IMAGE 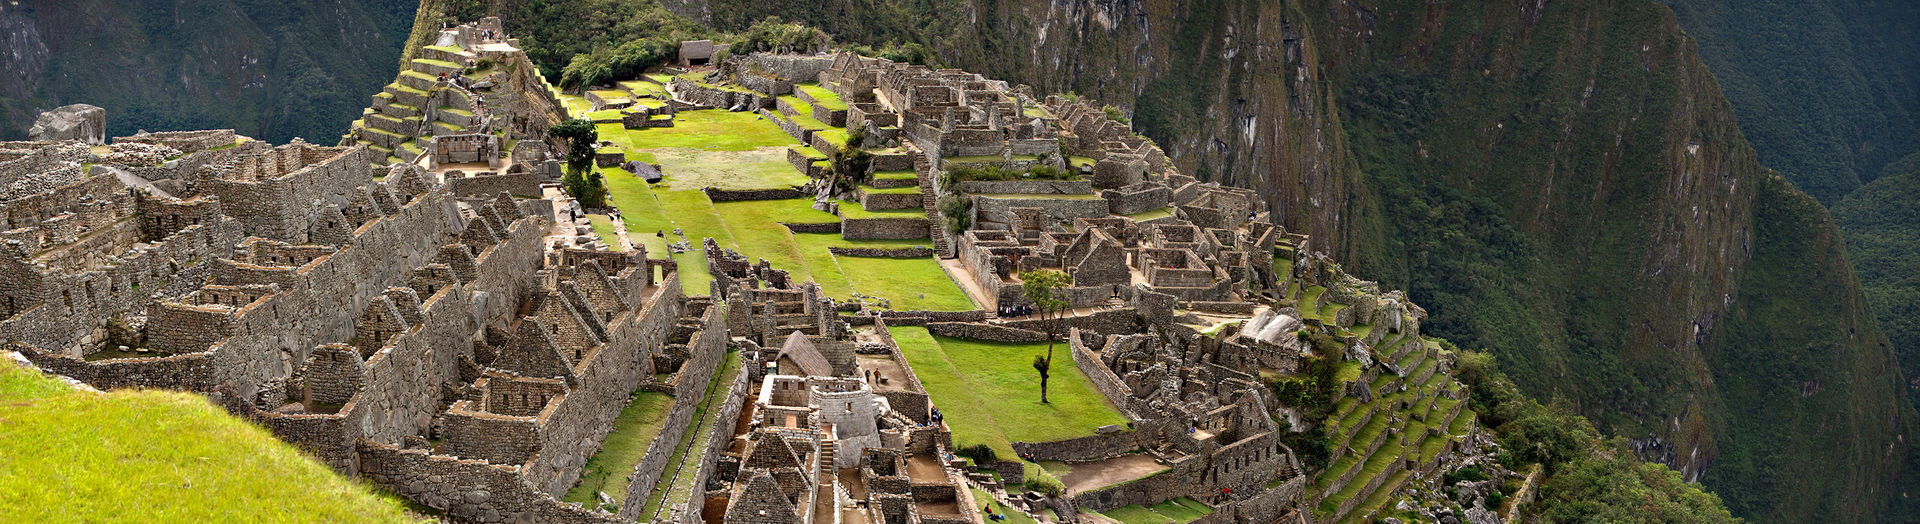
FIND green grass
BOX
[557,93,593,117]
[0,363,421,523]
[587,214,626,251]
[624,110,795,151]
[1126,207,1174,221]
[835,256,975,311]
[411,58,461,70]
[1148,498,1213,523]
[586,109,626,121]
[564,392,673,506]
[971,487,1039,524]
[887,327,1128,458]
[860,184,921,195]
[642,351,741,518]
[1098,505,1174,524]
[794,83,848,111]
[873,169,919,182]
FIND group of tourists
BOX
[998,303,1036,318]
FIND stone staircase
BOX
[911,151,953,258]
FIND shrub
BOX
[956,444,997,464]
[1026,473,1064,497]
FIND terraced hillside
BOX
[344,44,489,166]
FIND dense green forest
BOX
[1658,1,1920,428]
[0,0,416,144]
[1659,0,1920,205]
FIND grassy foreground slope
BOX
[0,359,420,523]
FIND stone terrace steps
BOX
[912,155,952,258]
[1345,469,1414,524]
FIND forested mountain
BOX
[0,0,415,144]
[1658,0,1920,206]
[1658,3,1920,461]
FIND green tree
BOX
[549,118,607,208]
[1020,269,1071,403]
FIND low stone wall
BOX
[785,222,842,234]
[1067,329,1152,422]
[1186,301,1256,315]
[447,171,540,198]
[952,180,1093,195]
[674,361,752,524]
[859,190,923,211]
[971,195,1110,225]
[703,187,803,201]
[20,347,217,391]
[359,442,620,524]
[828,246,934,258]
[872,317,932,422]
[841,216,930,239]
[925,322,1049,343]
[1011,420,1163,463]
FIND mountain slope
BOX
[1656,0,1920,205]
[647,0,1911,520]
[0,0,416,144]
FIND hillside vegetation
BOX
[0,358,422,523]
[0,0,416,144]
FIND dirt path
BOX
[1057,454,1167,495]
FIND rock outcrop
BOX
[27,104,104,144]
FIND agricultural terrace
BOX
[571,98,973,311]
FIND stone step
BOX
[409,58,465,77]
[857,185,923,210]
[399,70,440,92]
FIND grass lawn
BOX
[623,110,795,151]
[1097,505,1174,524]
[641,351,741,518]
[971,487,1038,524]
[1126,207,1174,221]
[794,83,848,111]
[587,109,626,121]
[837,257,975,311]
[0,363,421,523]
[564,392,674,506]
[1148,498,1213,522]
[557,92,593,117]
[588,214,626,251]
[887,327,1128,458]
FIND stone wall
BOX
[447,172,540,198]
[205,143,371,244]
[704,187,804,201]
[524,278,693,496]
[1010,419,1164,463]
[359,442,622,524]
[952,180,1093,195]
[924,322,1049,343]
[1067,328,1152,421]
[826,246,934,258]
[673,354,752,524]
[746,53,835,82]
[971,195,1109,226]
[840,216,931,240]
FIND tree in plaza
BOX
[550,118,607,208]
[1020,269,1071,403]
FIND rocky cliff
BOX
[0,0,415,144]
[670,0,1911,520]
